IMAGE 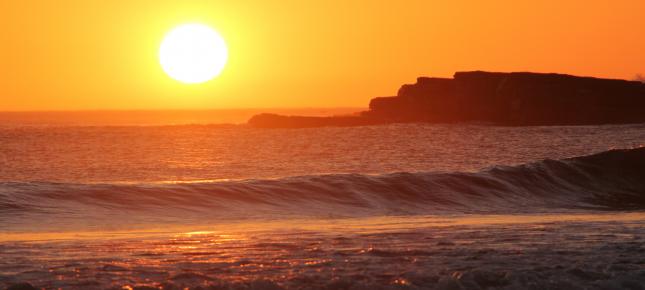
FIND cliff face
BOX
[490,72,645,125]
[248,71,645,128]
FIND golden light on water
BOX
[159,23,228,84]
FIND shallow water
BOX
[2,213,645,289]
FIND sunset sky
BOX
[1,0,645,111]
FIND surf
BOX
[2,147,644,232]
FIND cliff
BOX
[248,71,645,128]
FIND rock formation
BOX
[248,71,645,128]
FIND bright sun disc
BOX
[159,24,228,84]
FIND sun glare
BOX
[159,24,228,84]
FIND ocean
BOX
[1,121,645,289]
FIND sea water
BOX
[1,122,645,289]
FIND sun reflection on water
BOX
[2,213,645,289]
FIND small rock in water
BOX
[6,283,38,290]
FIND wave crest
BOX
[1,147,644,224]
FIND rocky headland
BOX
[248,71,645,128]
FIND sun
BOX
[159,24,228,84]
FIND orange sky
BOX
[1,0,645,111]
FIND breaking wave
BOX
[1,147,644,228]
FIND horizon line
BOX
[0,107,367,113]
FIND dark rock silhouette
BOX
[248,71,645,128]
